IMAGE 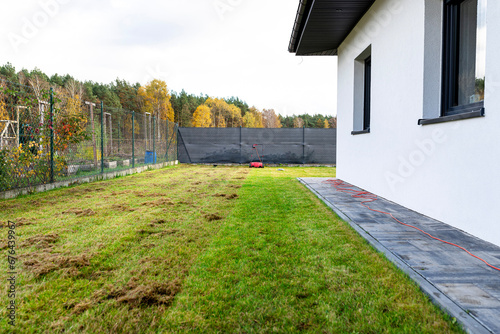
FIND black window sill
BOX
[418,109,484,126]
[351,129,370,135]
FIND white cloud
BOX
[0,0,337,116]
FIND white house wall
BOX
[336,0,500,247]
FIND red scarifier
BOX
[249,144,264,168]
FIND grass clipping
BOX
[20,234,91,278]
[95,279,182,308]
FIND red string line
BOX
[324,179,500,272]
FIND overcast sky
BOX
[0,0,337,116]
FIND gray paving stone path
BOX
[299,177,500,334]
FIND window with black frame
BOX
[363,56,371,131]
[442,0,486,116]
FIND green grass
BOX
[0,166,463,333]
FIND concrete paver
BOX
[299,177,500,334]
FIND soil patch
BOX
[213,193,239,200]
[151,219,167,225]
[204,213,223,222]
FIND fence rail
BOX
[0,79,178,193]
[177,127,336,165]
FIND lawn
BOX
[0,165,463,333]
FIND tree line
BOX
[0,63,337,128]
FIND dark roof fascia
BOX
[289,0,376,56]
[288,0,313,53]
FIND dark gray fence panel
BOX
[242,128,304,164]
[305,128,337,164]
[178,128,336,164]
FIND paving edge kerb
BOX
[1,161,179,200]
[297,178,493,334]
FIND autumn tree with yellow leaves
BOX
[192,105,212,128]
[293,117,305,128]
[204,97,242,128]
[242,107,264,128]
[0,82,8,133]
[262,109,282,128]
[138,79,174,122]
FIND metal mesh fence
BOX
[177,127,336,164]
[0,79,178,192]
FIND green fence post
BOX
[101,101,104,174]
[152,116,156,164]
[49,88,54,183]
[132,111,135,168]
[166,121,169,162]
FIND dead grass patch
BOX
[0,201,17,210]
[0,217,36,228]
[62,208,96,217]
[95,279,181,308]
[138,228,180,237]
[151,219,167,225]
[163,229,180,235]
[142,198,175,207]
[213,193,239,200]
[111,191,130,196]
[193,181,205,186]
[65,187,105,195]
[111,204,136,212]
[176,200,194,206]
[72,301,93,314]
[204,213,223,222]
[22,251,91,278]
[28,199,43,207]
[21,233,60,249]
[149,192,168,197]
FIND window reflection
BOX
[456,0,486,107]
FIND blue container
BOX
[145,151,157,164]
